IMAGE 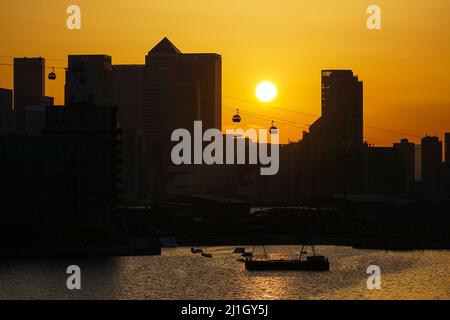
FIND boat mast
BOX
[262,245,269,261]
[251,245,269,261]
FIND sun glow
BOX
[256,81,277,103]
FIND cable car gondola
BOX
[269,121,278,135]
[232,109,241,123]
[48,67,56,80]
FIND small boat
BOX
[241,252,252,258]
[233,247,246,254]
[191,247,203,254]
[245,245,329,272]
[201,252,213,258]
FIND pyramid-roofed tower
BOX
[148,37,182,55]
[141,37,222,198]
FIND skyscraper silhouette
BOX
[300,70,365,197]
[142,37,221,141]
[65,55,113,106]
[393,139,416,195]
[112,65,144,129]
[0,88,14,134]
[321,70,363,146]
[421,136,442,199]
[445,133,450,166]
[445,133,450,199]
[141,37,222,199]
[112,64,145,201]
[13,57,45,134]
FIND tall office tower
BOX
[415,145,422,181]
[445,133,450,166]
[302,70,365,197]
[112,64,144,129]
[112,65,145,202]
[321,70,363,146]
[0,88,14,134]
[65,55,113,106]
[394,139,416,195]
[14,57,45,134]
[142,37,222,142]
[421,136,442,198]
[141,37,222,199]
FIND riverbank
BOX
[175,235,450,251]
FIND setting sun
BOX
[256,81,277,103]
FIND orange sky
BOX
[1,0,449,145]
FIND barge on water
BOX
[245,245,329,272]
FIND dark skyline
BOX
[0,39,448,204]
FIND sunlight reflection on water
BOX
[0,246,449,300]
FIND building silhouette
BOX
[393,139,416,195]
[65,55,113,106]
[415,144,422,181]
[320,70,363,146]
[23,96,54,135]
[141,37,222,199]
[257,141,301,201]
[299,70,365,198]
[0,105,121,239]
[142,37,221,140]
[367,146,403,196]
[112,64,144,129]
[0,88,14,134]
[0,135,79,226]
[421,136,442,199]
[444,133,450,199]
[13,57,49,134]
[445,133,450,166]
[111,65,145,202]
[45,105,121,221]
[25,105,47,135]
[84,39,223,201]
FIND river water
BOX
[0,246,449,300]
